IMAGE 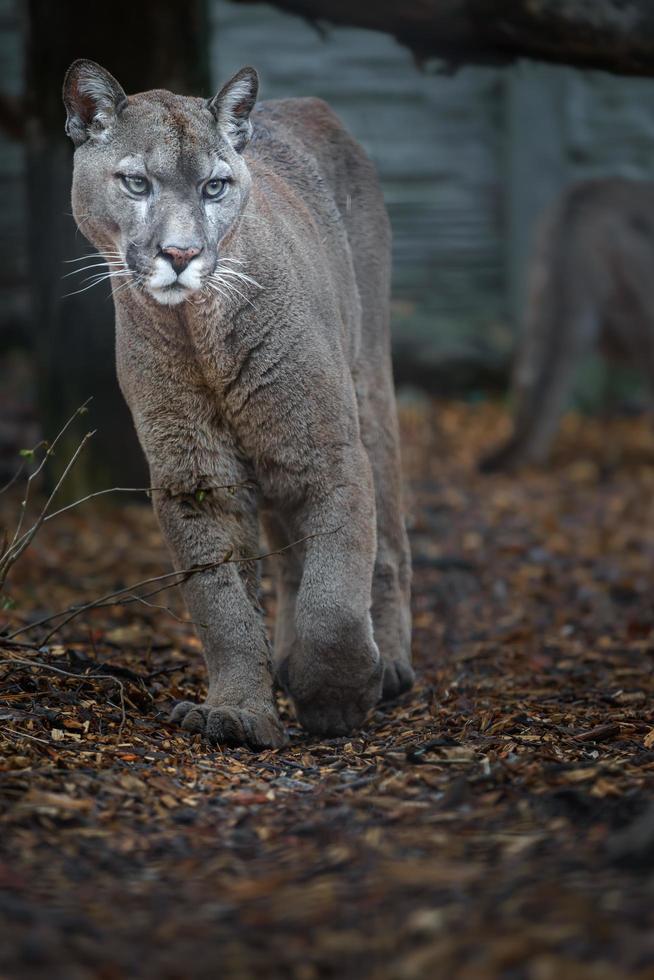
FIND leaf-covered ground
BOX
[1,400,654,979]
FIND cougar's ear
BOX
[207,66,259,152]
[63,59,128,147]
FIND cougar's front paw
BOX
[278,655,383,737]
[380,654,415,702]
[170,701,287,750]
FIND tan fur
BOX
[482,177,654,472]
[63,61,413,748]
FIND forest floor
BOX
[1,399,654,979]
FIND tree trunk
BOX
[25,0,210,494]
[233,0,654,76]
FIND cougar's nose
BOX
[160,244,202,273]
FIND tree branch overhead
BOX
[232,0,654,76]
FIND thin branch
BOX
[6,525,342,644]
[1,400,92,589]
[37,479,254,525]
[0,638,44,651]
[0,429,96,590]
[1,726,52,746]
[0,439,49,497]
[123,591,200,626]
[144,663,188,680]
[12,401,91,538]
[4,481,255,570]
[0,655,126,733]
[0,461,29,496]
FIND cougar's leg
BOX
[340,163,413,703]
[513,307,597,466]
[482,195,602,473]
[156,474,285,749]
[358,373,413,701]
[482,306,598,472]
[277,443,383,736]
[127,381,285,750]
[261,510,302,674]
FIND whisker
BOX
[204,280,232,305]
[111,275,140,297]
[62,281,108,299]
[63,252,124,264]
[212,271,247,289]
[79,271,132,287]
[217,274,262,297]
[209,276,240,301]
[216,263,252,276]
[62,272,130,299]
[64,259,125,267]
[216,256,244,266]
[210,274,256,309]
[216,266,263,290]
[62,263,125,279]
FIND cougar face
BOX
[64,61,256,306]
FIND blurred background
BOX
[2,0,654,487]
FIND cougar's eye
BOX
[203,178,228,200]
[119,174,150,197]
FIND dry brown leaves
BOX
[1,400,654,979]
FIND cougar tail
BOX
[480,186,600,473]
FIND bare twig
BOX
[123,591,200,626]
[0,638,43,650]
[5,526,342,644]
[1,726,52,746]
[0,655,126,733]
[0,400,94,591]
[0,429,96,590]
[4,481,255,575]
[0,461,29,496]
[144,663,188,680]
[38,479,254,525]
[8,401,90,544]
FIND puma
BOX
[63,60,413,748]
[481,177,654,472]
